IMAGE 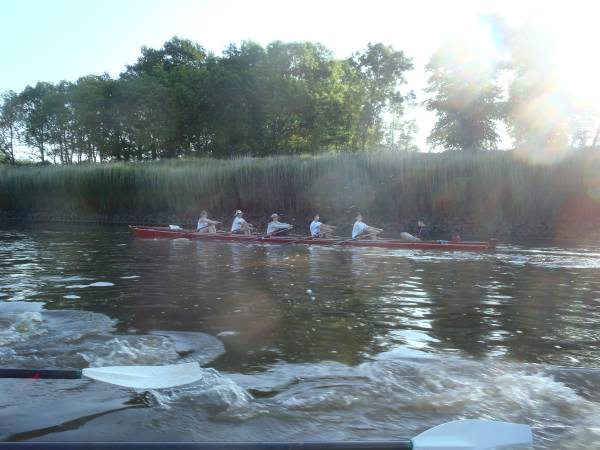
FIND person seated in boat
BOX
[196,210,220,233]
[267,213,293,236]
[231,210,253,235]
[310,214,336,238]
[399,231,421,241]
[397,220,424,241]
[352,213,383,240]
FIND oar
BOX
[190,230,229,238]
[193,221,223,234]
[0,362,204,389]
[410,419,532,449]
[323,229,383,247]
[323,236,356,246]
[361,230,383,240]
[243,226,291,244]
[0,420,533,449]
[280,235,314,245]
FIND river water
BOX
[1,224,599,448]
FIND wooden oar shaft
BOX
[0,442,412,449]
[190,231,228,238]
[244,226,290,243]
[325,238,354,246]
[281,235,313,245]
[0,368,82,380]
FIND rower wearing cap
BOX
[266,213,293,236]
[352,213,383,240]
[310,214,336,238]
[196,210,221,234]
[231,210,253,235]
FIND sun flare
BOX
[520,4,600,106]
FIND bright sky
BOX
[2,0,599,151]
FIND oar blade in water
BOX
[82,362,204,389]
[411,419,532,449]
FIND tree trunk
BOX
[40,134,45,164]
[8,126,15,164]
[592,123,600,148]
[59,139,64,165]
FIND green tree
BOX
[124,36,207,77]
[19,82,56,163]
[45,81,75,164]
[425,38,504,152]
[118,74,179,159]
[206,41,267,156]
[209,40,363,156]
[121,37,211,158]
[0,91,21,164]
[260,41,347,154]
[350,43,414,150]
[8,38,417,161]
[70,74,126,162]
[385,118,419,151]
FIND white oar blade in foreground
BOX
[82,362,204,389]
[412,419,532,450]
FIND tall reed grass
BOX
[1,151,599,237]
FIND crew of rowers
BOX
[196,210,421,241]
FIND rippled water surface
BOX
[1,224,600,448]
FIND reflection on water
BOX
[1,224,600,448]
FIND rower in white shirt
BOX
[352,213,383,240]
[196,210,220,233]
[309,214,336,238]
[231,210,253,235]
[266,213,293,236]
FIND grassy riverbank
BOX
[2,151,599,239]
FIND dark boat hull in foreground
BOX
[130,226,496,251]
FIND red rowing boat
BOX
[130,226,496,251]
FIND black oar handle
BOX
[0,442,413,449]
[0,368,82,379]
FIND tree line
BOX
[1,21,599,164]
[0,39,414,164]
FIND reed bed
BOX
[1,151,599,237]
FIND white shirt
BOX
[231,216,247,232]
[197,218,209,231]
[310,220,322,237]
[267,220,290,235]
[352,220,368,239]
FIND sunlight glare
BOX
[543,5,600,105]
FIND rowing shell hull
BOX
[130,226,496,251]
